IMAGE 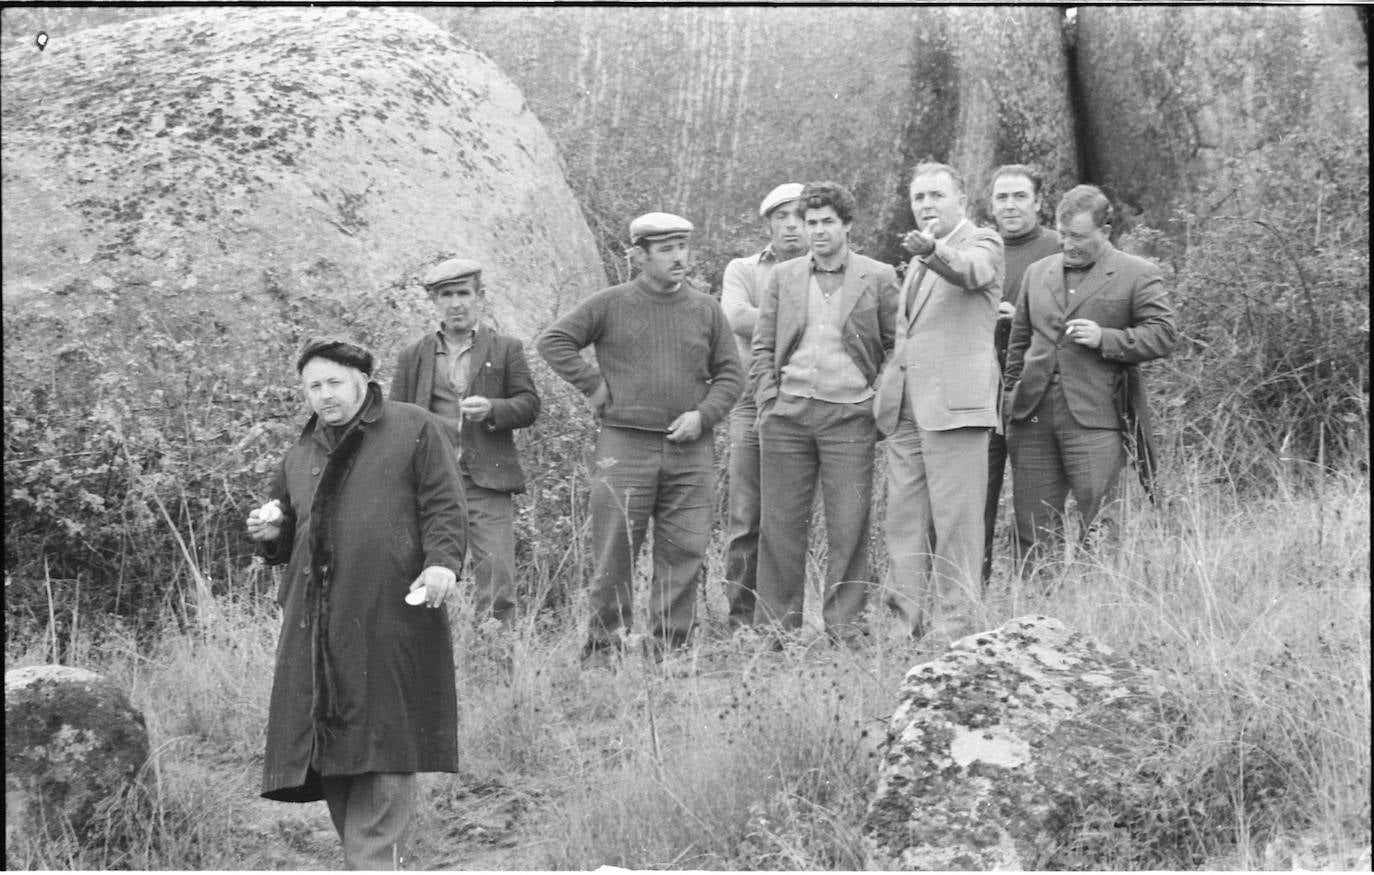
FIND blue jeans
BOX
[755,393,876,636]
[587,426,714,645]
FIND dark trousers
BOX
[587,426,714,646]
[462,474,516,622]
[723,395,761,627]
[1008,381,1126,573]
[321,772,416,870]
[982,429,1008,585]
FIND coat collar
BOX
[302,381,384,445]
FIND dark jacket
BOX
[391,326,540,493]
[1005,244,1177,428]
[258,384,467,802]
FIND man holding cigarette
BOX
[875,162,1003,641]
[1004,184,1177,572]
[247,337,467,869]
[392,257,541,626]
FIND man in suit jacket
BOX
[1004,184,1176,571]
[874,162,1003,641]
[392,257,541,624]
[751,181,898,641]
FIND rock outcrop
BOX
[1076,5,1369,227]
[1,7,605,345]
[5,665,150,844]
[863,615,1185,870]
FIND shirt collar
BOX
[809,252,849,275]
[435,324,478,352]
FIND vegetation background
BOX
[2,5,1369,870]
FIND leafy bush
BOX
[1127,127,1370,488]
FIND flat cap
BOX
[759,183,804,218]
[629,212,693,246]
[296,336,375,376]
[422,257,482,288]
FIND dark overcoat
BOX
[258,383,467,802]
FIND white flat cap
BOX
[629,212,694,246]
[759,183,805,218]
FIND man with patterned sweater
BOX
[538,213,743,663]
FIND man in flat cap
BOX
[392,257,541,627]
[751,181,899,643]
[718,183,807,631]
[247,337,467,869]
[538,212,743,664]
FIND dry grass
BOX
[5,464,1369,870]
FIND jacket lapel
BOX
[416,333,439,404]
[907,221,970,330]
[466,326,492,393]
[833,260,868,325]
[1065,245,1116,316]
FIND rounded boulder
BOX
[5,665,150,844]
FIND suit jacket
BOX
[750,251,899,410]
[1004,243,1177,429]
[391,325,540,493]
[874,220,1003,435]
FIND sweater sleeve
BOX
[720,256,759,343]
[696,302,743,430]
[537,295,605,398]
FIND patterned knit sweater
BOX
[537,276,743,432]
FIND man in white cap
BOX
[392,257,541,627]
[718,183,807,630]
[538,213,743,665]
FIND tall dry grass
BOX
[5,457,1369,869]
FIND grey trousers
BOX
[321,771,417,870]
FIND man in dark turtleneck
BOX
[984,165,1061,585]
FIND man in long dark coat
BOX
[247,337,467,869]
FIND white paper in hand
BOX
[405,589,427,606]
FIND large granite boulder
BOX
[863,615,1185,870]
[1,6,605,347]
[5,665,150,844]
[1076,5,1368,227]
